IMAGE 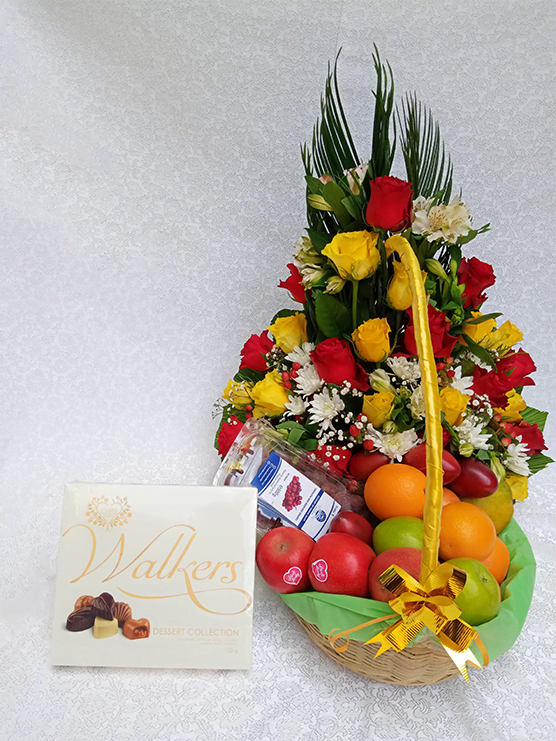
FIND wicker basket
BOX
[294,615,461,685]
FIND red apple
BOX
[368,547,423,602]
[402,444,461,484]
[348,450,389,481]
[449,456,499,498]
[308,532,375,597]
[330,511,373,545]
[256,527,314,593]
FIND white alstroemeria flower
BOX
[285,342,315,367]
[386,356,421,383]
[454,416,492,451]
[412,198,472,244]
[308,388,345,431]
[298,264,327,287]
[369,369,396,394]
[450,366,474,396]
[284,395,307,417]
[409,385,426,419]
[366,427,420,462]
[293,236,322,264]
[295,362,323,396]
[344,163,368,195]
[504,437,530,477]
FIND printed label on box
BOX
[250,452,340,539]
[50,483,257,669]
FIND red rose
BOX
[312,444,352,475]
[472,367,513,407]
[457,257,496,309]
[239,330,274,373]
[278,263,306,304]
[366,176,413,231]
[217,415,244,458]
[496,349,536,388]
[404,305,458,359]
[504,420,546,454]
[310,338,370,391]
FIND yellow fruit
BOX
[460,479,514,535]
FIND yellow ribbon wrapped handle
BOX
[328,236,490,681]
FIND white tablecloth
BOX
[1,1,555,739]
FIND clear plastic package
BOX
[213,418,370,538]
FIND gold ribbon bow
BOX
[366,562,488,682]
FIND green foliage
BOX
[398,94,453,202]
[460,333,497,369]
[322,181,352,228]
[306,228,333,253]
[368,45,396,179]
[233,368,265,384]
[269,308,299,324]
[314,291,351,337]
[527,453,553,475]
[464,312,502,325]
[521,406,549,433]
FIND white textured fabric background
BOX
[1,1,555,739]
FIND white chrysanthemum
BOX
[409,385,426,419]
[284,396,307,417]
[285,343,315,367]
[450,366,474,396]
[308,388,345,431]
[366,427,420,462]
[294,362,323,396]
[369,369,395,394]
[386,356,421,383]
[454,416,492,451]
[412,198,472,244]
[504,437,530,476]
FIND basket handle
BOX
[385,236,444,583]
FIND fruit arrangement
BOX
[214,49,545,680]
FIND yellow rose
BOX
[352,317,391,362]
[483,320,523,356]
[362,392,395,428]
[494,389,527,421]
[505,474,528,502]
[322,230,380,281]
[458,311,497,347]
[387,261,427,311]
[223,379,253,406]
[266,313,308,354]
[439,387,469,426]
[250,370,290,418]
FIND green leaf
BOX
[369,45,396,179]
[322,181,352,228]
[521,406,549,433]
[398,94,453,203]
[464,312,502,325]
[527,453,553,475]
[305,175,325,194]
[233,368,265,384]
[308,194,333,211]
[461,333,497,369]
[457,229,479,245]
[476,449,491,462]
[270,308,299,325]
[300,439,319,451]
[306,228,334,253]
[341,196,361,220]
[314,291,351,338]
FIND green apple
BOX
[372,517,424,555]
[446,557,501,626]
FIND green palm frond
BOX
[368,45,396,179]
[304,50,360,180]
[398,94,453,203]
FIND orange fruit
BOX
[439,502,496,562]
[364,463,427,520]
[481,537,510,584]
[442,488,460,507]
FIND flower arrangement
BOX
[215,49,551,508]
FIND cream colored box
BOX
[51,483,257,669]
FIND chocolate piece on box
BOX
[66,607,95,632]
[93,617,118,639]
[91,592,115,621]
[114,601,131,627]
[74,595,94,611]
[123,618,150,640]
